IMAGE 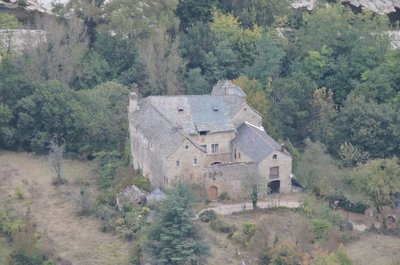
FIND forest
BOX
[0,0,400,264]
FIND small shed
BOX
[116,184,147,211]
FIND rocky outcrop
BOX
[0,0,49,14]
[0,29,46,53]
[292,0,400,14]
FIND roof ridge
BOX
[148,101,206,156]
[244,122,276,150]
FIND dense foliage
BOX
[148,183,209,265]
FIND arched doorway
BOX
[207,186,218,201]
[268,180,280,194]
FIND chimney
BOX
[280,143,285,152]
[129,92,138,113]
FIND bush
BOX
[311,218,332,240]
[133,174,151,192]
[10,250,45,265]
[218,192,230,202]
[76,188,94,216]
[95,204,116,232]
[15,186,24,200]
[327,193,367,214]
[209,218,237,235]
[199,210,217,223]
[243,222,256,240]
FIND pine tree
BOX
[147,183,209,265]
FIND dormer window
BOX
[178,107,184,112]
[212,106,219,111]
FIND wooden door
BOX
[207,186,218,201]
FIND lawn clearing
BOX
[0,152,130,265]
[345,234,400,265]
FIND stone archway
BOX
[207,186,218,201]
[268,180,280,194]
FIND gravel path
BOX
[198,194,302,216]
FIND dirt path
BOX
[198,193,302,216]
[0,152,130,265]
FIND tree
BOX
[176,0,216,31]
[243,33,285,84]
[12,16,88,88]
[76,81,130,153]
[147,183,209,265]
[295,139,342,197]
[334,92,397,158]
[270,72,317,144]
[48,136,65,185]
[217,0,290,28]
[352,158,400,215]
[138,28,186,95]
[105,0,179,39]
[185,67,210,95]
[309,87,337,145]
[242,171,265,210]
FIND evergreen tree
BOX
[147,183,209,265]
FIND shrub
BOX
[76,188,94,216]
[10,250,45,265]
[133,175,151,192]
[311,219,332,240]
[199,210,217,223]
[243,221,256,245]
[209,218,237,235]
[327,193,367,214]
[95,204,116,232]
[218,192,230,202]
[15,186,24,200]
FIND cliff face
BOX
[0,29,46,54]
[292,0,400,15]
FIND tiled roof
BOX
[232,122,282,162]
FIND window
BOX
[273,154,277,161]
[185,145,189,149]
[201,145,207,152]
[200,131,208,135]
[211,144,219,153]
[176,160,180,166]
[269,166,279,179]
[193,158,197,165]
[234,148,237,159]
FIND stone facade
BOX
[129,81,293,200]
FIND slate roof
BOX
[143,95,243,134]
[232,122,283,162]
[130,101,187,158]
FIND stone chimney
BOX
[129,92,138,113]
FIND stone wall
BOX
[191,131,236,164]
[205,162,259,200]
[259,151,292,193]
[165,139,207,186]
[231,104,262,128]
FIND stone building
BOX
[129,81,292,200]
